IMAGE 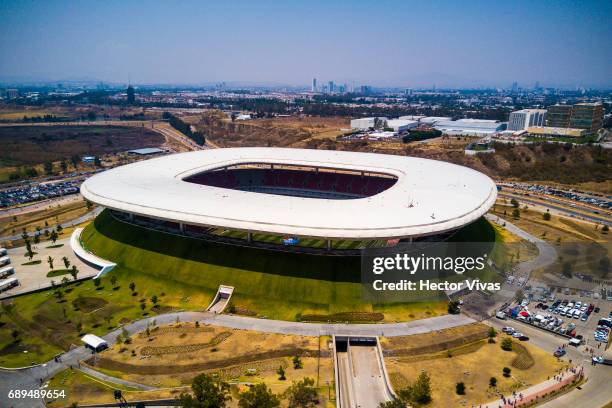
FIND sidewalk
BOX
[484,366,585,408]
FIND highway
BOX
[498,192,611,225]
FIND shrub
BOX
[489,377,497,387]
[501,338,513,351]
[455,382,465,395]
[503,367,511,377]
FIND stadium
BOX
[80,147,497,254]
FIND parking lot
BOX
[500,286,612,350]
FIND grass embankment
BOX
[82,210,499,322]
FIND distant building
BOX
[386,119,418,133]
[350,117,388,130]
[328,80,335,93]
[126,85,135,104]
[311,78,317,92]
[432,119,504,136]
[420,117,452,126]
[128,147,165,156]
[527,126,586,138]
[547,103,604,134]
[508,109,547,131]
[6,89,18,99]
[235,114,251,120]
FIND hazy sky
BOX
[1,0,611,88]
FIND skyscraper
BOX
[311,78,317,92]
[328,80,335,93]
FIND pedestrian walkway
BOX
[484,366,584,408]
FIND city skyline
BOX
[0,0,611,88]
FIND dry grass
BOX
[92,322,324,387]
[385,338,566,408]
[0,199,90,236]
[380,323,490,355]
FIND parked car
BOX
[554,349,566,357]
[519,335,529,341]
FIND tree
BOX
[70,154,81,169]
[489,377,497,387]
[562,262,573,278]
[502,367,511,377]
[57,224,63,233]
[238,383,280,408]
[93,277,101,289]
[515,289,524,304]
[25,241,34,261]
[543,211,551,221]
[151,294,158,306]
[70,265,79,281]
[488,327,497,343]
[110,275,117,288]
[43,161,54,175]
[277,365,286,380]
[602,224,609,233]
[140,302,146,312]
[455,382,465,395]
[50,229,59,244]
[398,371,432,406]
[129,282,136,293]
[512,208,520,219]
[85,199,93,210]
[501,337,513,351]
[510,198,519,208]
[47,256,54,270]
[11,329,20,342]
[179,374,231,408]
[76,322,83,334]
[60,160,68,173]
[447,300,460,314]
[286,377,318,408]
[293,355,303,369]
[62,256,70,269]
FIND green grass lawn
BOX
[46,268,72,278]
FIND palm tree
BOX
[47,256,54,270]
[62,256,70,269]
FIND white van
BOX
[0,256,10,267]
[0,266,15,279]
[573,309,581,319]
[0,278,18,292]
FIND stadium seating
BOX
[185,166,397,199]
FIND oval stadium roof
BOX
[80,147,497,239]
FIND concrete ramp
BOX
[334,335,395,408]
[207,285,234,313]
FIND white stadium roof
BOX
[81,147,497,240]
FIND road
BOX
[499,192,611,225]
[349,345,392,407]
[0,207,102,242]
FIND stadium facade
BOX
[81,148,497,253]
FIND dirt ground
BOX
[93,322,327,388]
[194,112,350,148]
[385,336,567,408]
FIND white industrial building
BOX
[386,119,418,133]
[432,119,504,136]
[508,109,547,131]
[350,117,388,130]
